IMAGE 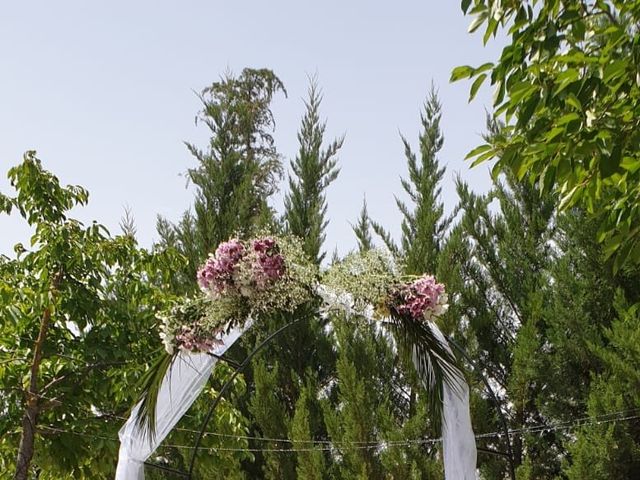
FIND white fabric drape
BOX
[442,374,477,480]
[115,324,249,480]
[428,323,477,480]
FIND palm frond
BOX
[384,316,461,432]
[133,349,175,440]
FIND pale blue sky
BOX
[0,1,503,257]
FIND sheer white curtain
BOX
[428,322,477,480]
[441,372,477,480]
[115,323,249,480]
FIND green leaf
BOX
[468,11,488,33]
[483,17,497,44]
[450,65,475,82]
[620,156,640,174]
[509,82,536,105]
[469,73,488,101]
[470,148,497,167]
[554,69,580,95]
[613,238,635,273]
[603,60,627,84]
[465,144,493,160]
[474,62,495,75]
[556,113,580,126]
[545,126,566,142]
[461,0,472,13]
[134,350,175,440]
[564,93,582,112]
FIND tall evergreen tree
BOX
[546,213,640,478]
[247,78,342,479]
[157,68,286,292]
[454,167,557,478]
[335,87,451,478]
[372,86,451,273]
[352,198,373,253]
[291,375,326,480]
[152,68,286,477]
[284,78,343,264]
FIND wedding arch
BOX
[116,235,479,479]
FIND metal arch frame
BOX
[186,317,308,477]
[143,318,516,480]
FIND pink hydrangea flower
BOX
[251,237,285,289]
[394,275,448,322]
[197,239,245,294]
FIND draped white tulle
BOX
[115,324,249,480]
[429,322,477,480]
[115,318,476,479]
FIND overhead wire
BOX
[15,408,639,455]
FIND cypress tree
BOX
[248,78,342,479]
[152,68,286,477]
[454,168,556,478]
[352,198,373,253]
[156,68,286,292]
[333,87,451,478]
[284,77,343,264]
[291,375,326,480]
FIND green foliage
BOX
[454,164,557,477]
[347,86,455,476]
[352,199,373,253]
[284,78,343,264]
[242,76,341,479]
[323,321,389,480]
[249,360,295,479]
[454,140,640,477]
[144,362,253,479]
[565,296,640,479]
[458,0,640,269]
[290,376,326,480]
[0,153,177,478]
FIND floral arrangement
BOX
[319,249,448,323]
[388,275,449,322]
[158,234,450,356]
[159,235,317,354]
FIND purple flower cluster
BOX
[251,238,286,289]
[176,326,223,352]
[196,237,286,296]
[197,239,245,294]
[393,275,448,321]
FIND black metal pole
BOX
[186,317,308,478]
[445,335,517,480]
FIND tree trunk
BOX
[13,300,54,480]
